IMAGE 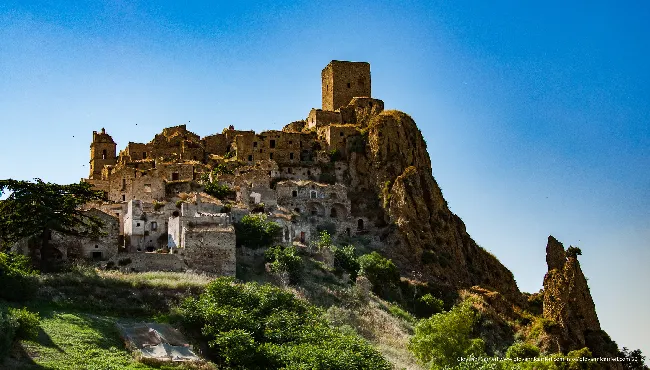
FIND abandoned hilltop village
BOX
[14,60,623,364]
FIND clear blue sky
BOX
[1,0,648,358]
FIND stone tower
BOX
[321,60,371,111]
[89,128,117,179]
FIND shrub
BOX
[0,252,37,302]
[266,245,303,285]
[333,245,360,280]
[312,230,333,252]
[212,163,234,176]
[234,214,281,249]
[358,251,399,293]
[221,204,232,213]
[328,149,342,162]
[408,301,485,369]
[566,246,582,258]
[204,182,236,200]
[0,304,17,360]
[505,342,540,359]
[8,307,40,340]
[415,293,444,317]
[178,278,390,370]
[318,173,336,185]
[152,201,165,211]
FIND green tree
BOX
[0,179,105,269]
[408,301,486,369]
[266,245,303,284]
[358,251,400,292]
[234,214,281,249]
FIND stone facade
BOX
[321,60,371,111]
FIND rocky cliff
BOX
[347,110,521,303]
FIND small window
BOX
[122,178,126,190]
[193,156,197,160]
[270,140,276,148]
[340,132,344,136]
[94,245,98,249]
[357,219,364,230]
[288,168,293,174]
[259,149,263,153]
[269,153,274,160]
[172,172,179,181]
[289,141,293,145]
[294,208,300,213]
[92,251,102,260]
[248,155,253,161]
[143,152,147,159]
[102,149,107,159]
[292,190,298,197]
[136,222,141,227]
[310,190,317,199]
[253,141,258,147]
[330,208,337,218]
[122,194,126,201]
[144,184,152,193]
[347,82,351,88]
[289,152,294,160]
[151,222,157,230]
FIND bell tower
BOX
[89,128,117,179]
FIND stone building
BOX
[76,60,387,273]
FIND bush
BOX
[505,342,540,359]
[566,246,582,258]
[0,252,37,302]
[178,278,390,370]
[235,214,281,249]
[0,305,17,360]
[358,251,400,293]
[204,182,236,200]
[333,245,360,280]
[408,301,485,369]
[415,293,444,317]
[266,245,303,285]
[0,305,40,361]
[9,307,40,340]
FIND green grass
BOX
[14,311,153,370]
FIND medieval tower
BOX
[321,61,371,111]
[89,128,117,180]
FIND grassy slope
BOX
[5,260,426,370]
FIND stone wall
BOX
[182,225,236,276]
[307,109,342,129]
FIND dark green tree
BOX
[0,179,105,269]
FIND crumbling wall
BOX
[307,109,342,129]
[182,225,236,276]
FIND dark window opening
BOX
[172,211,180,217]
[95,245,98,249]
[346,227,351,236]
[248,155,253,161]
[346,82,351,88]
[253,141,258,147]
[146,246,155,252]
[307,170,311,176]
[330,208,337,218]
[289,141,293,145]
[193,156,197,160]
[259,149,262,153]
[92,252,102,260]
[122,178,126,190]
[311,209,318,216]
[290,152,294,160]
[292,190,298,197]
[122,194,126,201]
[102,149,107,159]
[172,172,179,181]
[294,208,301,213]
[143,152,147,159]
[357,219,364,230]
[269,153,274,160]
[340,132,344,136]
[136,222,141,227]
[369,102,373,108]
[270,140,276,148]
[288,168,293,174]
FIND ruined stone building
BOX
[75,60,384,274]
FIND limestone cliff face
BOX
[542,236,604,353]
[347,110,521,303]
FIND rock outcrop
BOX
[347,110,521,303]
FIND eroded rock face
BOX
[542,236,621,366]
[347,110,521,303]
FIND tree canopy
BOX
[0,179,105,265]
